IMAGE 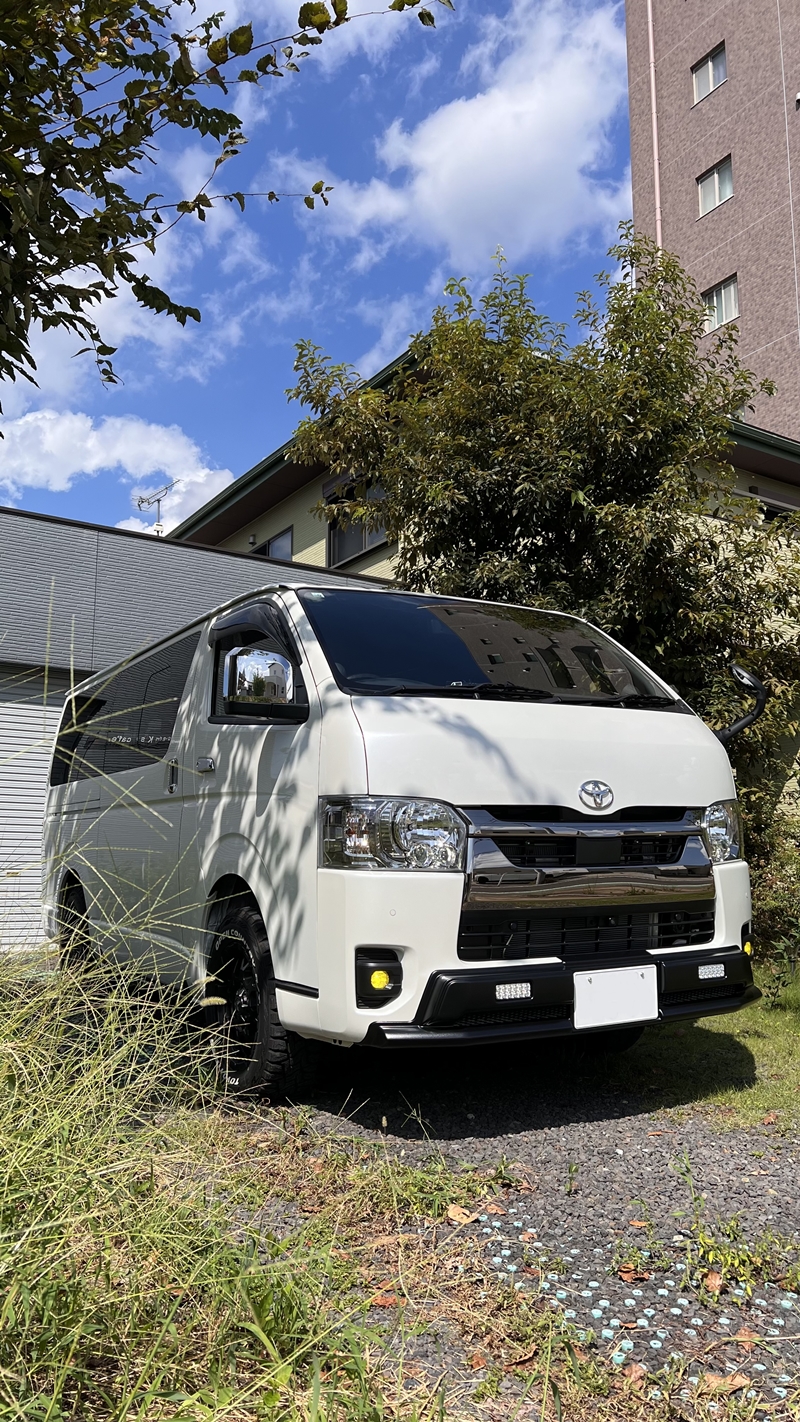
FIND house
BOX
[170,345,800,565]
[0,505,381,950]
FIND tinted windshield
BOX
[297,591,674,704]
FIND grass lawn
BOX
[600,970,800,1132]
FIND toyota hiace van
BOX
[43,586,761,1090]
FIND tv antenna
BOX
[136,480,179,537]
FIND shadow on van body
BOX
[288,1019,757,1142]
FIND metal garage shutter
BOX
[0,666,69,951]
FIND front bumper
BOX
[362,945,760,1047]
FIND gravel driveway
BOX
[288,1019,800,1409]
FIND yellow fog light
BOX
[744,941,753,956]
[370,969,391,991]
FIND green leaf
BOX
[437,0,456,8]
[304,195,315,209]
[298,2,332,32]
[388,0,406,9]
[549,1379,562,1422]
[332,0,348,21]
[229,24,253,56]
[312,180,325,193]
[206,36,228,65]
[238,68,258,82]
[418,7,436,24]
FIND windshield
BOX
[297,591,675,705]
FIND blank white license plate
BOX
[573,964,658,1030]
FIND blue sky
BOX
[1,0,631,534]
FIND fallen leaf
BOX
[628,1220,649,1228]
[505,1349,538,1370]
[733,1327,759,1352]
[698,1372,749,1396]
[705,1269,723,1295]
[376,1278,395,1290]
[647,1130,664,1136]
[762,1111,778,1125]
[371,1292,399,1308]
[447,1204,479,1226]
[470,1352,488,1370]
[618,1322,638,1330]
[486,1202,507,1216]
[522,1265,540,1277]
[309,1157,324,1174]
[619,1267,650,1284]
[622,1362,647,1387]
[519,1231,536,1242]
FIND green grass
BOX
[0,953,796,1421]
[591,970,800,1131]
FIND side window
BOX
[104,632,201,775]
[212,618,307,720]
[50,694,108,785]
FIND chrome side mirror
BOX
[714,663,768,746]
[223,647,294,712]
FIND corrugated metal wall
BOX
[0,665,70,950]
[0,508,379,949]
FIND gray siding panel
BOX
[0,517,97,668]
[0,666,70,950]
[0,508,372,674]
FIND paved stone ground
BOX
[281,1027,800,1410]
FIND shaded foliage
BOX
[290,229,800,864]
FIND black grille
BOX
[662,984,745,1006]
[458,906,715,962]
[497,835,686,868]
[447,1004,572,1028]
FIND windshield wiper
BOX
[610,693,677,708]
[350,681,561,701]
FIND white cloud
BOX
[0,410,233,531]
[275,0,630,269]
[355,294,425,376]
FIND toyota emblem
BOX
[579,780,614,811]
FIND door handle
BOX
[196,757,215,773]
[167,759,179,794]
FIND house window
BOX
[692,43,726,103]
[325,483,387,567]
[253,527,293,561]
[698,156,733,216]
[703,275,739,332]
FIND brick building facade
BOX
[626,0,800,440]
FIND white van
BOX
[43,585,761,1090]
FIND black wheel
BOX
[204,904,290,1093]
[58,880,92,967]
[577,1025,646,1055]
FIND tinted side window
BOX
[50,694,108,786]
[104,633,200,775]
[52,633,201,783]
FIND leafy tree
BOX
[0,0,449,404]
[289,228,800,850]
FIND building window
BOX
[697,156,733,216]
[253,527,293,561]
[692,43,726,103]
[703,275,739,332]
[325,484,387,567]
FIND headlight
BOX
[320,797,467,871]
[702,800,742,863]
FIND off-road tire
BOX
[58,880,92,968]
[204,904,291,1094]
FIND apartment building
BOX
[626,0,800,451]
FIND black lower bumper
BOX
[362,947,760,1048]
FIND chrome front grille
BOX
[460,806,714,913]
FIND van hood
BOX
[350,697,735,813]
